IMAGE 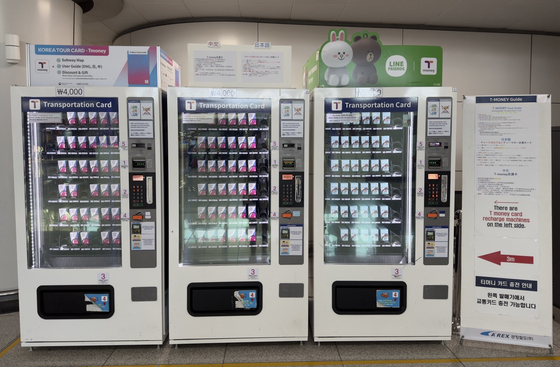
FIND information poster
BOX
[461,95,552,349]
[192,50,237,83]
[187,44,291,88]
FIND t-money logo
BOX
[29,99,41,110]
[421,57,438,75]
[331,100,342,111]
[184,100,196,111]
[36,60,49,73]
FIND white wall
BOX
[0,0,82,293]
[115,22,560,194]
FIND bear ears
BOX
[353,34,378,42]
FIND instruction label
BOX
[131,221,156,250]
[241,52,284,84]
[192,50,237,83]
[280,225,303,256]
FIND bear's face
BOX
[351,34,382,66]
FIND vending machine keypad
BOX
[131,176,146,207]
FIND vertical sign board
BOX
[461,95,552,349]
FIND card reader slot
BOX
[441,174,448,203]
[146,176,153,205]
[295,175,302,203]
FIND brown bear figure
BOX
[351,34,382,85]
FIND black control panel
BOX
[280,173,303,207]
[129,173,156,209]
[424,171,450,207]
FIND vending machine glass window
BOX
[178,99,271,265]
[22,101,122,269]
[323,98,417,265]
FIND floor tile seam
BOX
[101,345,118,367]
[443,338,465,366]
[0,336,19,359]
[334,341,343,365]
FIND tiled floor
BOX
[1,311,559,367]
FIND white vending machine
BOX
[312,87,456,342]
[11,86,166,346]
[167,88,309,344]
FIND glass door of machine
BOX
[323,97,417,265]
[178,98,272,265]
[22,98,122,269]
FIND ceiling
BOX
[82,0,560,45]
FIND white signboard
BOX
[187,44,291,88]
[240,52,284,84]
[461,95,552,349]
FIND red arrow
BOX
[478,251,533,266]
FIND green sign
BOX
[303,29,442,91]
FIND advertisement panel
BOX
[27,45,181,90]
[303,29,442,91]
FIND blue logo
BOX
[481,331,510,339]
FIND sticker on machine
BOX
[376,290,400,308]
[234,290,257,309]
[129,119,154,138]
[27,112,62,124]
[326,113,360,124]
[281,121,304,138]
[85,294,110,312]
[281,103,293,119]
[280,225,303,256]
[140,101,154,120]
[131,221,156,250]
[425,226,449,258]
[182,112,215,124]
[427,119,451,136]
[292,102,304,120]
